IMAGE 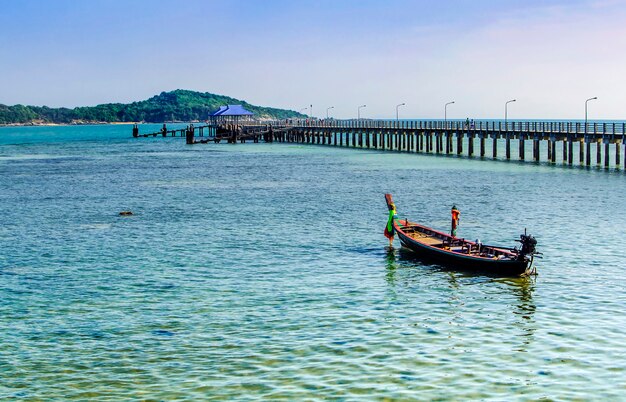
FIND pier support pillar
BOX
[586,139,591,166]
[616,141,621,167]
[480,135,485,157]
[596,140,601,165]
[534,137,540,161]
[568,138,574,165]
[468,134,474,157]
[493,135,498,159]
[604,139,610,168]
[579,140,584,163]
[185,128,194,144]
[519,135,525,160]
[547,139,552,162]
[457,133,463,155]
[506,135,511,159]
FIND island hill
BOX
[0,90,306,125]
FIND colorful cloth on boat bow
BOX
[384,204,397,239]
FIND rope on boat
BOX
[521,256,538,277]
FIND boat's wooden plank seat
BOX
[414,236,444,246]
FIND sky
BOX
[1,0,625,119]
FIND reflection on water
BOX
[385,246,537,352]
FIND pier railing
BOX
[280,119,625,136]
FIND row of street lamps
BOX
[300,97,599,123]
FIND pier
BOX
[134,119,626,169]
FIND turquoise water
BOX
[1,125,625,400]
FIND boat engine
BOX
[518,233,537,257]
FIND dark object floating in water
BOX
[152,329,175,337]
[119,211,134,216]
[384,194,540,276]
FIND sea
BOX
[1,124,625,400]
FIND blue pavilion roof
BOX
[210,105,254,116]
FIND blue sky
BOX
[1,0,625,119]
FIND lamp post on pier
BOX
[504,99,516,130]
[396,103,405,121]
[310,104,313,119]
[326,106,334,119]
[358,105,366,120]
[585,97,597,132]
[444,101,455,129]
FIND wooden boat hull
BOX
[395,226,529,276]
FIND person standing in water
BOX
[451,205,460,237]
[384,202,397,247]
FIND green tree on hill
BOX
[0,90,305,124]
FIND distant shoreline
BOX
[0,121,202,128]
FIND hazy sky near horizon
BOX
[1,0,625,119]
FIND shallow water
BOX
[1,125,625,400]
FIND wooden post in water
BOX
[563,139,567,163]
[468,133,474,157]
[457,132,463,155]
[586,137,591,166]
[596,139,601,165]
[519,134,525,160]
[534,136,540,161]
[185,125,195,144]
[604,138,610,168]
[616,141,621,167]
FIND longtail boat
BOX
[385,194,539,276]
